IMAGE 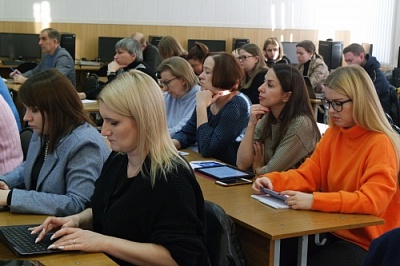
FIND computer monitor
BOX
[97,36,123,63]
[188,39,226,52]
[0,33,41,61]
[281,42,298,65]
[318,40,343,71]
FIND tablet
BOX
[195,165,255,180]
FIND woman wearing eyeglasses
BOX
[238,43,268,104]
[172,52,251,166]
[253,65,400,266]
[157,56,200,136]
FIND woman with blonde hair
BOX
[253,65,400,266]
[238,43,268,104]
[158,56,200,135]
[263,37,291,68]
[158,35,187,60]
[34,70,208,266]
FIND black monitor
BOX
[318,40,343,71]
[0,33,41,61]
[97,37,123,63]
[188,39,226,52]
[281,42,298,65]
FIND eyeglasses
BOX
[323,99,352,112]
[238,55,255,61]
[161,77,178,88]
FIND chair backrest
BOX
[361,43,373,55]
[19,127,33,161]
[204,200,247,266]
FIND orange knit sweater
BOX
[265,125,400,250]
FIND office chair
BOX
[361,43,373,55]
[204,200,247,266]
[19,127,33,161]
[364,227,400,266]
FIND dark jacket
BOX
[143,42,161,72]
[363,54,390,113]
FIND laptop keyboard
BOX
[0,224,59,255]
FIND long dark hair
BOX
[19,69,94,152]
[260,64,321,150]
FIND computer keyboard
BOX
[0,224,60,256]
[77,60,101,66]
[2,60,25,65]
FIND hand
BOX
[249,104,269,126]
[47,228,106,253]
[252,176,273,193]
[0,190,10,205]
[31,215,80,243]
[252,141,265,171]
[0,181,9,190]
[77,92,86,100]
[108,60,125,72]
[281,190,314,210]
[13,74,27,84]
[196,90,220,108]
[9,69,21,77]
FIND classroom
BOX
[1,1,400,266]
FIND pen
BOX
[9,67,15,72]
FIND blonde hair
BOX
[98,70,188,185]
[325,65,400,161]
[158,36,187,60]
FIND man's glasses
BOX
[161,77,178,88]
[238,55,255,61]
[323,99,352,112]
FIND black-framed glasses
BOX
[323,99,352,112]
[161,77,178,87]
[238,55,255,61]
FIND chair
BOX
[361,43,373,55]
[364,227,400,266]
[204,200,247,266]
[19,127,33,161]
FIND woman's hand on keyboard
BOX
[30,215,80,244]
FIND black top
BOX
[240,68,268,104]
[90,152,209,265]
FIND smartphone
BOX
[260,187,288,201]
[215,178,253,186]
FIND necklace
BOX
[44,141,49,161]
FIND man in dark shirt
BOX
[343,43,390,113]
[132,32,161,72]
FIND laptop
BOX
[0,224,61,256]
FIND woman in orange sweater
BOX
[253,65,400,266]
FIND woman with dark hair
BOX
[172,52,251,165]
[0,69,110,216]
[238,43,268,104]
[296,40,329,93]
[237,64,320,175]
[187,42,209,75]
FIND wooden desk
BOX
[0,212,116,265]
[82,100,99,113]
[184,150,384,266]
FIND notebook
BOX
[0,224,61,256]
[251,194,289,209]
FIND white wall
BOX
[0,0,398,67]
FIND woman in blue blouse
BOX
[172,52,251,165]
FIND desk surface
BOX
[0,212,116,265]
[185,150,384,265]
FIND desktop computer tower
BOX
[60,33,76,60]
[232,38,250,51]
[149,35,163,47]
[318,40,343,71]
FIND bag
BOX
[82,73,100,92]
